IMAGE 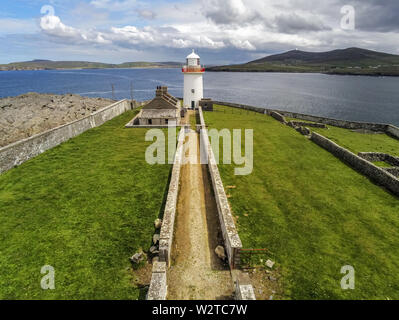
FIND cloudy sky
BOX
[1,0,399,64]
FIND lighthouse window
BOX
[191,89,195,93]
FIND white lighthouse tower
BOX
[183,49,204,109]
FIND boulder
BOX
[130,252,146,264]
[215,245,226,260]
[150,246,159,254]
[266,259,275,269]
[153,234,160,245]
[154,219,162,229]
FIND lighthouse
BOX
[183,49,205,109]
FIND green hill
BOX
[0,60,181,71]
[208,48,399,76]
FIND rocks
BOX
[154,218,162,229]
[130,252,146,264]
[0,93,113,148]
[153,234,160,245]
[266,259,275,269]
[150,246,159,254]
[215,245,226,260]
[296,126,311,136]
[270,111,287,124]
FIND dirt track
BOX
[167,130,234,300]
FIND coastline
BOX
[206,68,399,77]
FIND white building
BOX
[183,50,204,109]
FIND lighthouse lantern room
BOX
[183,49,205,109]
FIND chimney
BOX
[155,86,162,97]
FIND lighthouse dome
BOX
[187,49,200,59]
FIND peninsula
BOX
[207,47,399,76]
[0,60,181,71]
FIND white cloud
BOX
[34,0,399,63]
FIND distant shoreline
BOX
[0,66,181,72]
[206,68,399,77]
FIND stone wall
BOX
[0,99,138,174]
[212,100,399,136]
[198,107,243,268]
[270,111,286,124]
[358,152,399,166]
[290,121,327,128]
[311,132,399,196]
[385,167,399,178]
[159,128,185,266]
[147,261,167,300]
[387,125,399,139]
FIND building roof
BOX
[140,109,179,119]
[142,86,179,110]
[187,49,200,59]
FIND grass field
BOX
[311,126,399,157]
[0,110,173,299]
[204,105,399,299]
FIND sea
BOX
[0,68,398,126]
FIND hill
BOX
[207,48,399,76]
[0,60,181,71]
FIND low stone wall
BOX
[290,121,327,128]
[147,261,167,300]
[270,111,286,124]
[385,168,399,178]
[199,107,243,268]
[358,152,399,166]
[311,132,399,197]
[0,99,136,174]
[212,100,399,137]
[387,125,399,139]
[159,128,185,266]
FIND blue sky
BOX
[1,0,398,64]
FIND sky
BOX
[0,0,399,65]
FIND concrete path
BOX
[167,129,234,300]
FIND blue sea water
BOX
[0,68,398,126]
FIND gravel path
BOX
[167,130,234,300]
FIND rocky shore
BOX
[0,93,114,148]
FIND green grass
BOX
[311,126,399,157]
[0,110,173,299]
[204,104,399,299]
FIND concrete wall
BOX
[0,99,138,174]
[159,128,185,266]
[198,107,243,268]
[311,132,399,197]
[235,273,256,300]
